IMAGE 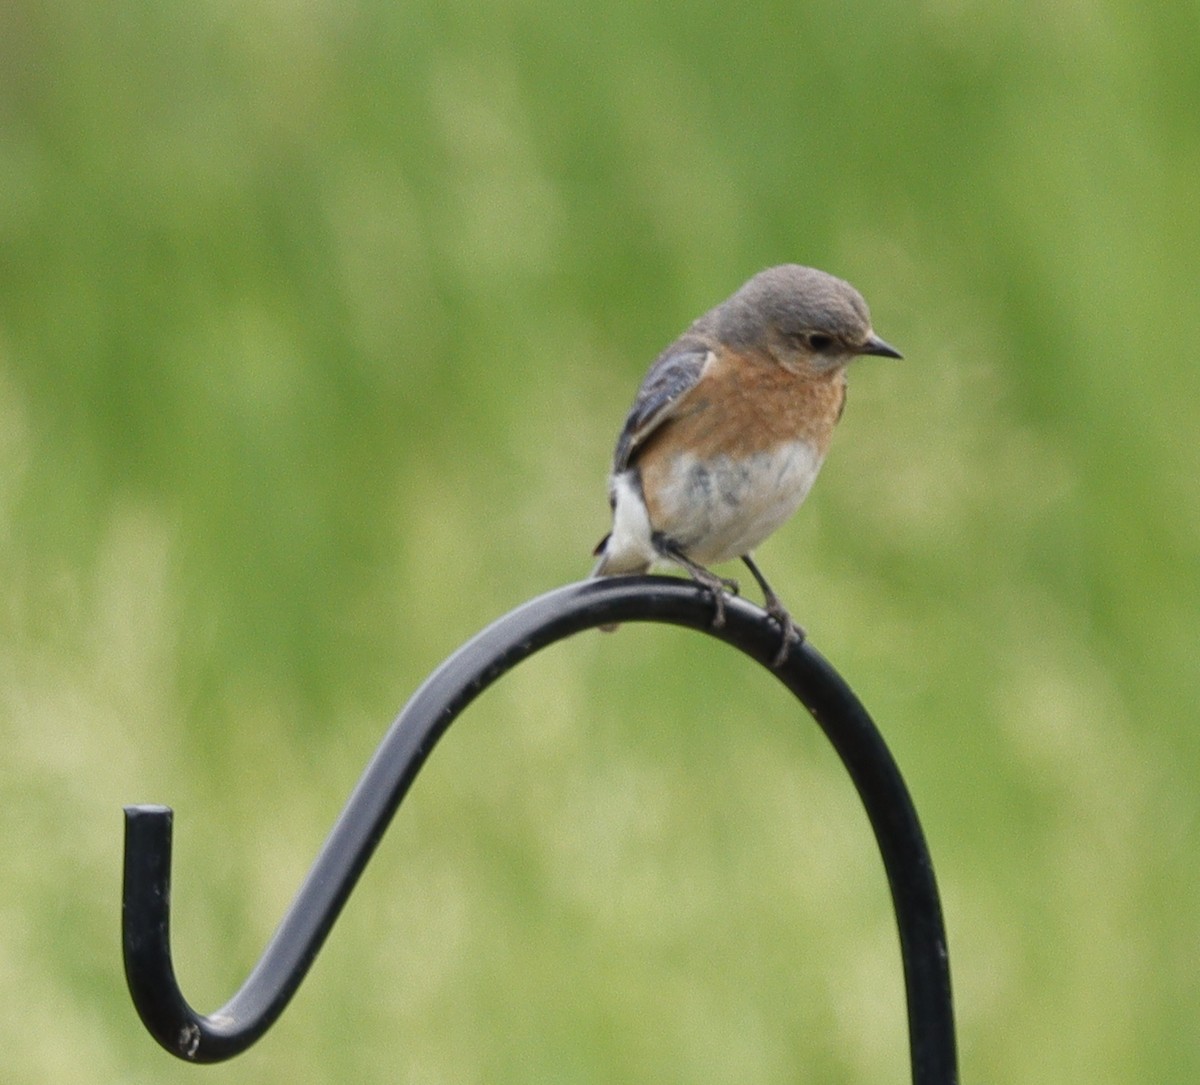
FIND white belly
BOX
[649,440,823,564]
[599,439,823,574]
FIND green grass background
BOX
[2,0,1198,1081]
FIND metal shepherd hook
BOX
[121,576,958,1083]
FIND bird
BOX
[591,264,901,665]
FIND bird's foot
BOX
[658,539,739,629]
[690,567,738,629]
[763,595,806,667]
[738,554,805,666]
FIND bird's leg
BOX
[741,554,806,666]
[657,537,739,629]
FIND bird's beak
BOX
[860,333,903,359]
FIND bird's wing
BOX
[613,345,711,472]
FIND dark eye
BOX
[806,333,834,352]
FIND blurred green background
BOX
[2,0,1198,1081]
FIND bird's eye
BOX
[806,333,834,352]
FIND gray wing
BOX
[613,345,710,472]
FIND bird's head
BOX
[716,264,901,374]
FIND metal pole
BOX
[122,576,957,1082]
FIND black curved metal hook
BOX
[122,576,957,1082]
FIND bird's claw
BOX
[764,600,806,667]
[707,579,737,629]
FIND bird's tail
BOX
[590,535,610,579]
[589,533,649,631]
[590,532,651,579]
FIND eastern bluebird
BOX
[591,264,901,664]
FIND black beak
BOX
[860,333,903,359]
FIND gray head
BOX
[711,264,901,371]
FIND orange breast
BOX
[635,347,845,467]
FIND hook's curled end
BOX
[122,805,196,1057]
[122,804,253,1062]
